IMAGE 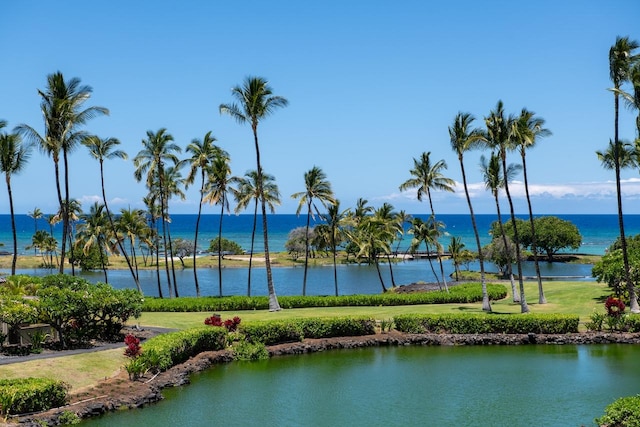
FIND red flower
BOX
[605,296,625,317]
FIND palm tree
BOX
[393,210,412,255]
[28,207,43,233]
[608,36,640,313]
[162,165,186,297]
[234,170,281,296]
[597,140,640,312]
[76,202,110,283]
[82,135,141,292]
[481,153,522,303]
[512,109,552,304]
[143,195,163,298]
[448,236,465,281]
[373,203,402,288]
[320,200,350,296]
[220,76,288,311]
[17,71,108,274]
[348,215,393,292]
[0,129,32,274]
[134,128,181,297]
[408,217,442,289]
[485,101,529,313]
[185,131,226,296]
[203,155,238,297]
[117,207,148,283]
[399,151,455,288]
[449,112,491,311]
[291,166,335,296]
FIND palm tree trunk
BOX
[247,200,258,297]
[427,194,448,292]
[425,243,441,290]
[253,127,280,311]
[374,258,387,292]
[193,170,205,297]
[494,194,520,302]
[501,156,529,313]
[63,149,75,276]
[167,221,179,297]
[331,232,338,296]
[7,177,17,275]
[154,222,163,298]
[458,157,491,311]
[100,160,141,293]
[302,202,312,296]
[521,153,546,304]
[98,237,108,284]
[217,203,224,297]
[53,158,65,274]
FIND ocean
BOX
[0,213,635,297]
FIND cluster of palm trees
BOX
[597,36,640,313]
[1,35,638,313]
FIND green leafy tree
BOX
[320,200,351,296]
[171,238,194,268]
[593,235,640,297]
[220,76,288,311]
[207,237,243,255]
[291,166,335,296]
[75,202,110,282]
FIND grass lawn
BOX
[0,279,610,392]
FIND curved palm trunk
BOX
[192,170,205,297]
[521,153,545,304]
[53,158,65,274]
[167,221,179,297]
[374,258,387,293]
[154,222,163,298]
[217,202,224,297]
[99,160,141,293]
[253,127,280,311]
[425,243,441,290]
[302,201,312,296]
[331,231,338,296]
[459,159,490,311]
[386,254,397,288]
[494,193,520,303]
[501,156,528,313]
[247,200,258,296]
[63,150,75,276]
[427,193,447,290]
[6,177,17,275]
[130,237,140,282]
[98,236,108,284]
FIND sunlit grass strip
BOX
[141,283,508,312]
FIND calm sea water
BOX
[0,214,635,296]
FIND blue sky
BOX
[1,1,640,216]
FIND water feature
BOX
[83,344,640,426]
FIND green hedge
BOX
[240,316,376,345]
[0,378,68,416]
[142,283,507,312]
[595,394,640,426]
[393,313,579,334]
[140,327,228,371]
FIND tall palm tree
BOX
[408,217,441,289]
[291,166,335,296]
[512,109,552,304]
[134,128,181,297]
[399,151,455,288]
[234,170,280,296]
[161,165,186,297]
[608,36,640,313]
[485,101,529,313]
[449,112,491,311]
[393,210,412,255]
[82,135,141,292]
[373,203,402,288]
[185,131,226,296]
[0,129,32,274]
[117,207,148,283]
[76,202,110,283]
[143,194,163,298]
[28,207,43,256]
[348,215,393,292]
[320,200,350,296]
[481,153,522,303]
[597,140,640,312]
[17,71,108,274]
[220,77,288,311]
[203,155,238,297]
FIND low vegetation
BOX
[0,377,68,419]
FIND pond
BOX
[83,344,640,426]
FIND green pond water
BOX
[83,344,640,426]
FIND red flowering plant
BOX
[123,334,142,358]
[605,296,625,317]
[204,314,241,332]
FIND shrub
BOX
[595,394,640,427]
[124,357,147,381]
[393,313,579,334]
[0,378,69,417]
[240,321,303,345]
[57,410,81,425]
[232,341,269,361]
[139,327,228,371]
[142,283,508,312]
[205,315,241,332]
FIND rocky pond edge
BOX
[11,330,640,426]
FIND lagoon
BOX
[83,344,640,426]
